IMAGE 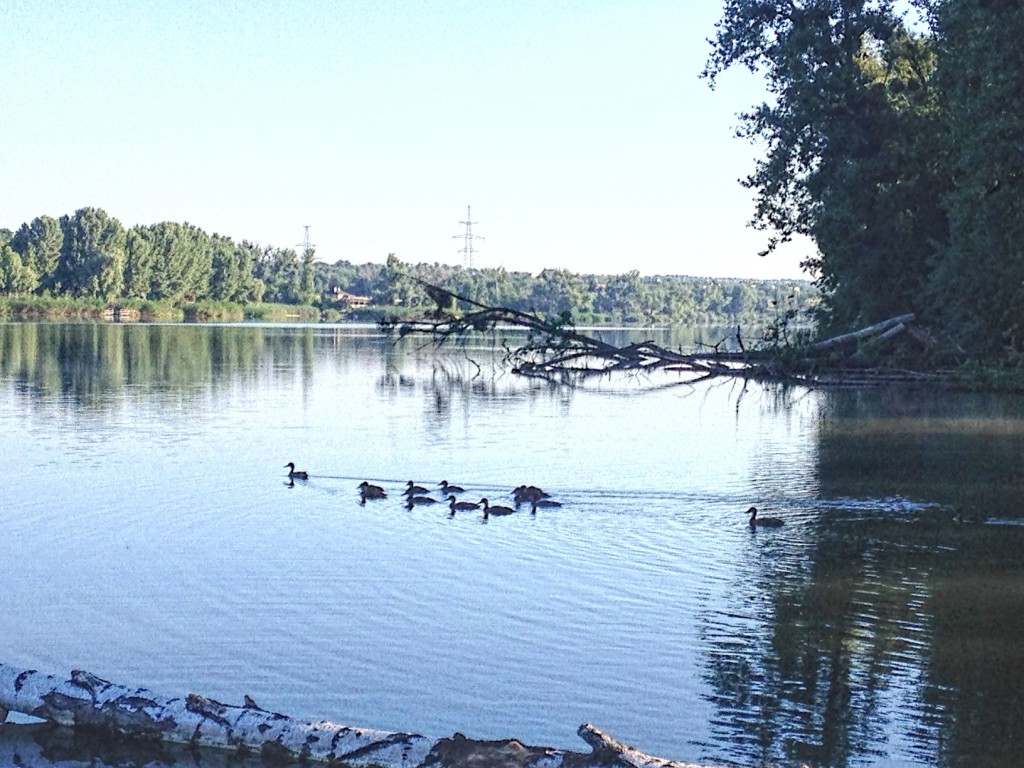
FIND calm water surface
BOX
[2,322,1024,768]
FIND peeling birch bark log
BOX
[0,664,711,768]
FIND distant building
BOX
[329,287,371,308]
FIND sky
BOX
[1,0,813,280]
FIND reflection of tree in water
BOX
[701,385,1024,768]
[373,349,573,434]
[0,323,311,406]
[702,523,943,767]
[926,529,1024,767]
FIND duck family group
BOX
[285,463,561,518]
[285,464,786,527]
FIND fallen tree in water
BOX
[381,281,954,387]
[0,664,707,768]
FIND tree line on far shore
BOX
[0,208,817,328]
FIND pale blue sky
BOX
[2,0,811,279]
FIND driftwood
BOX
[0,664,709,768]
[383,282,953,386]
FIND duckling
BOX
[358,481,387,499]
[748,506,784,527]
[480,497,515,518]
[439,480,466,494]
[285,462,309,480]
[530,498,562,514]
[447,494,480,514]
[403,481,429,496]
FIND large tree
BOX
[124,225,157,299]
[11,215,63,294]
[927,0,1024,358]
[703,0,946,333]
[210,235,264,303]
[57,207,126,299]
[0,241,39,294]
[256,246,303,304]
[145,222,213,302]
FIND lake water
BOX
[2,321,1024,768]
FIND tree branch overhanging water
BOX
[380,281,952,388]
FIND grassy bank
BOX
[0,295,321,323]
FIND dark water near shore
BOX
[3,321,1024,768]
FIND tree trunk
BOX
[0,664,707,768]
[809,313,915,351]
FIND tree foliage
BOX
[57,207,127,299]
[12,215,62,293]
[704,0,945,333]
[927,0,1024,358]
[705,0,1024,361]
[316,254,816,328]
[2,208,817,328]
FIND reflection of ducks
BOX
[748,506,784,527]
[285,462,309,480]
[405,495,438,508]
[404,481,429,496]
[530,498,562,514]
[440,480,465,494]
[447,495,480,515]
[514,485,549,504]
[358,481,387,500]
[480,498,515,518]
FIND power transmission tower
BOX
[297,225,316,253]
[453,206,484,269]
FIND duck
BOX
[480,497,515,518]
[403,481,429,496]
[447,494,480,514]
[513,485,549,505]
[358,481,387,499]
[748,506,784,527]
[439,480,466,494]
[284,462,309,480]
[530,498,562,513]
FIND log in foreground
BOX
[0,664,709,768]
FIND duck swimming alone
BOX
[358,481,387,499]
[285,462,309,480]
[439,480,465,494]
[404,481,429,496]
[480,497,515,518]
[748,506,784,527]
